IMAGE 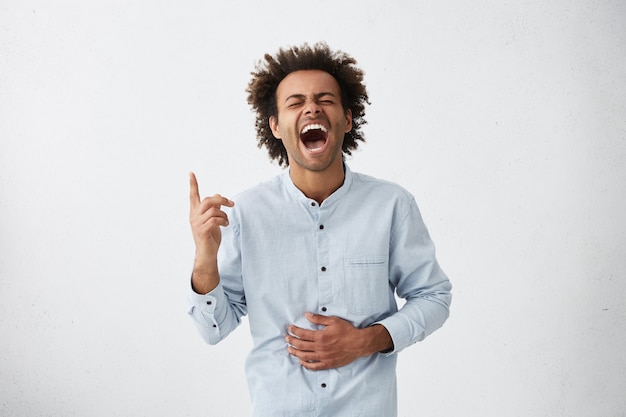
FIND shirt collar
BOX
[282,164,353,207]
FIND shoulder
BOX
[348,170,421,225]
[350,171,415,202]
[226,172,288,219]
[233,175,282,201]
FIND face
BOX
[269,70,352,174]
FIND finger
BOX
[200,194,235,210]
[288,347,319,362]
[189,172,201,209]
[197,215,230,229]
[305,312,334,326]
[197,206,230,224]
[288,325,318,342]
[289,349,329,370]
[300,360,326,370]
[285,334,315,351]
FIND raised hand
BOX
[188,172,234,294]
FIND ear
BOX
[344,109,353,133]
[269,115,282,139]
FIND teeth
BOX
[300,124,327,134]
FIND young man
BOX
[187,42,452,417]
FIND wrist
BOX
[366,324,394,355]
[191,258,219,295]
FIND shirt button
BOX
[319,224,324,230]
[321,383,327,388]
[311,202,316,207]
[321,266,327,272]
[206,301,212,305]
[321,307,327,312]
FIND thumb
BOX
[305,312,333,326]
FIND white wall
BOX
[1,1,625,416]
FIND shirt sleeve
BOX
[375,195,452,354]
[187,282,236,345]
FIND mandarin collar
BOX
[282,164,353,207]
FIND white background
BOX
[1,1,625,416]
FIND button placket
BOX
[316,207,332,316]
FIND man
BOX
[187,42,452,417]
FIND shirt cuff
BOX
[374,314,415,355]
[188,281,228,309]
[187,282,229,345]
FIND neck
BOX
[289,161,345,205]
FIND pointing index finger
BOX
[189,172,201,208]
[189,172,235,210]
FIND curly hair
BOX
[246,42,370,167]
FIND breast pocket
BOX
[344,256,390,315]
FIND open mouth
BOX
[300,123,328,152]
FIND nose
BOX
[304,100,322,116]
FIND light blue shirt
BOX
[188,165,452,417]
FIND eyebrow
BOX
[283,92,338,103]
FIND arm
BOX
[286,195,451,368]
[376,196,452,354]
[188,172,234,294]
[187,172,245,345]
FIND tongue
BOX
[304,138,326,150]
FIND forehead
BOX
[275,70,341,99]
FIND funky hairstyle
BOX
[246,42,370,167]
